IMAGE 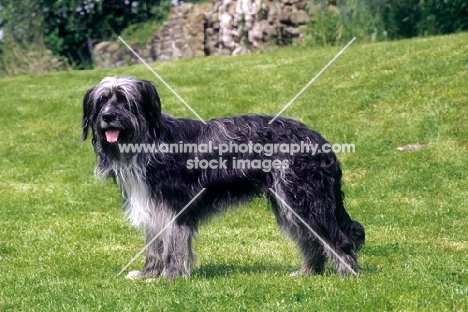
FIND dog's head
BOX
[81,76,162,147]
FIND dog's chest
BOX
[114,165,173,232]
[113,165,155,227]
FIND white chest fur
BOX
[114,163,173,232]
[118,168,152,229]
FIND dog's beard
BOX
[93,121,140,180]
[93,119,140,163]
[95,111,142,146]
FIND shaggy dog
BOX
[81,76,365,280]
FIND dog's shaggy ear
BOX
[139,80,162,132]
[81,87,95,142]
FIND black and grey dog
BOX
[81,76,365,280]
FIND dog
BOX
[81,76,365,280]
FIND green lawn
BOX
[1,33,467,311]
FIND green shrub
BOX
[380,0,468,39]
[119,0,173,47]
[0,27,70,77]
[306,0,387,47]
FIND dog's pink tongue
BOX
[105,129,120,143]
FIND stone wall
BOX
[94,0,310,68]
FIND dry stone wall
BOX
[94,0,310,68]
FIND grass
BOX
[1,32,468,311]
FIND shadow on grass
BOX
[194,263,298,279]
[118,263,375,281]
[193,261,379,279]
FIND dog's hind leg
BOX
[161,223,195,281]
[271,184,360,276]
[269,191,326,276]
[300,197,361,276]
[334,183,365,253]
[299,160,363,276]
[309,193,361,276]
[294,235,327,276]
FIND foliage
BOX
[0,32,69,76]
[0,0,42,43]
[1,33,468,310]
[305,0,387,46]
[42,0,163,69]
[0,0,70,76]
[1,0,467,74]
[305,0,468,47]
[119,0,173,46]
[380,0,468,39]
[0,0,169,71]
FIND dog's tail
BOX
[333,167,365,252]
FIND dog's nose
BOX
[102,113,116,123]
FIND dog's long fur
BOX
[82,76,365,280]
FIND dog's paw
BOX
[125,270,146,280]
[163,268,190,281]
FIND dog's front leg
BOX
[125,227,164,280]
[162,223,194,281]
[143,227,164,277]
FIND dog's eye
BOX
[98,95,109,104]
[116,92,126,103]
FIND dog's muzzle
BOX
[99,113,123,144]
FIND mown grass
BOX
[1,33,467,311]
